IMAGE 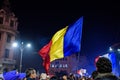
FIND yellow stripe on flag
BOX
[50,26,68,62]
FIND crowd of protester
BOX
[0,57,120,80]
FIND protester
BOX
[95,57,119,80]
[39,73,47,80]
[25,68,37,80]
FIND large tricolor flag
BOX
[39,16,83,74]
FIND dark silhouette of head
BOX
[96,57,112,73]
[25,68,36,78]
[50,76,58,80]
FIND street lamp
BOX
[12,42,31,72]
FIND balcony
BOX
[0,24,19,35]
[0,58,16,64]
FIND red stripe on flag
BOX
[39,41,52,74]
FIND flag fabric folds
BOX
[64,17,83,56]
[3,70,26,80]
[39,16,83,74]
[49,26,68,62]
[39,41,52,74]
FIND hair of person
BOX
[96,57,112,73]
[25,68,35,78]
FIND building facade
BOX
[49,54,79,75]
[0,0,19,72]
[48,53,90,76]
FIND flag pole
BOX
[77,52,80,74]
[77,16,83,74]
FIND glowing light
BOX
[12,42,18,47]
[26,43,31,48]
[117,49,120,52]
[109,47,113,51]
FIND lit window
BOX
[65,64,68,68]
[54,65,57,68]
[63,64,68,68]
[59,64,62,68]
[51,64,54,68]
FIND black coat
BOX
[26,77,36,80]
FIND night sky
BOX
[1,0,120,74]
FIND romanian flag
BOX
[39,16,83,74]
